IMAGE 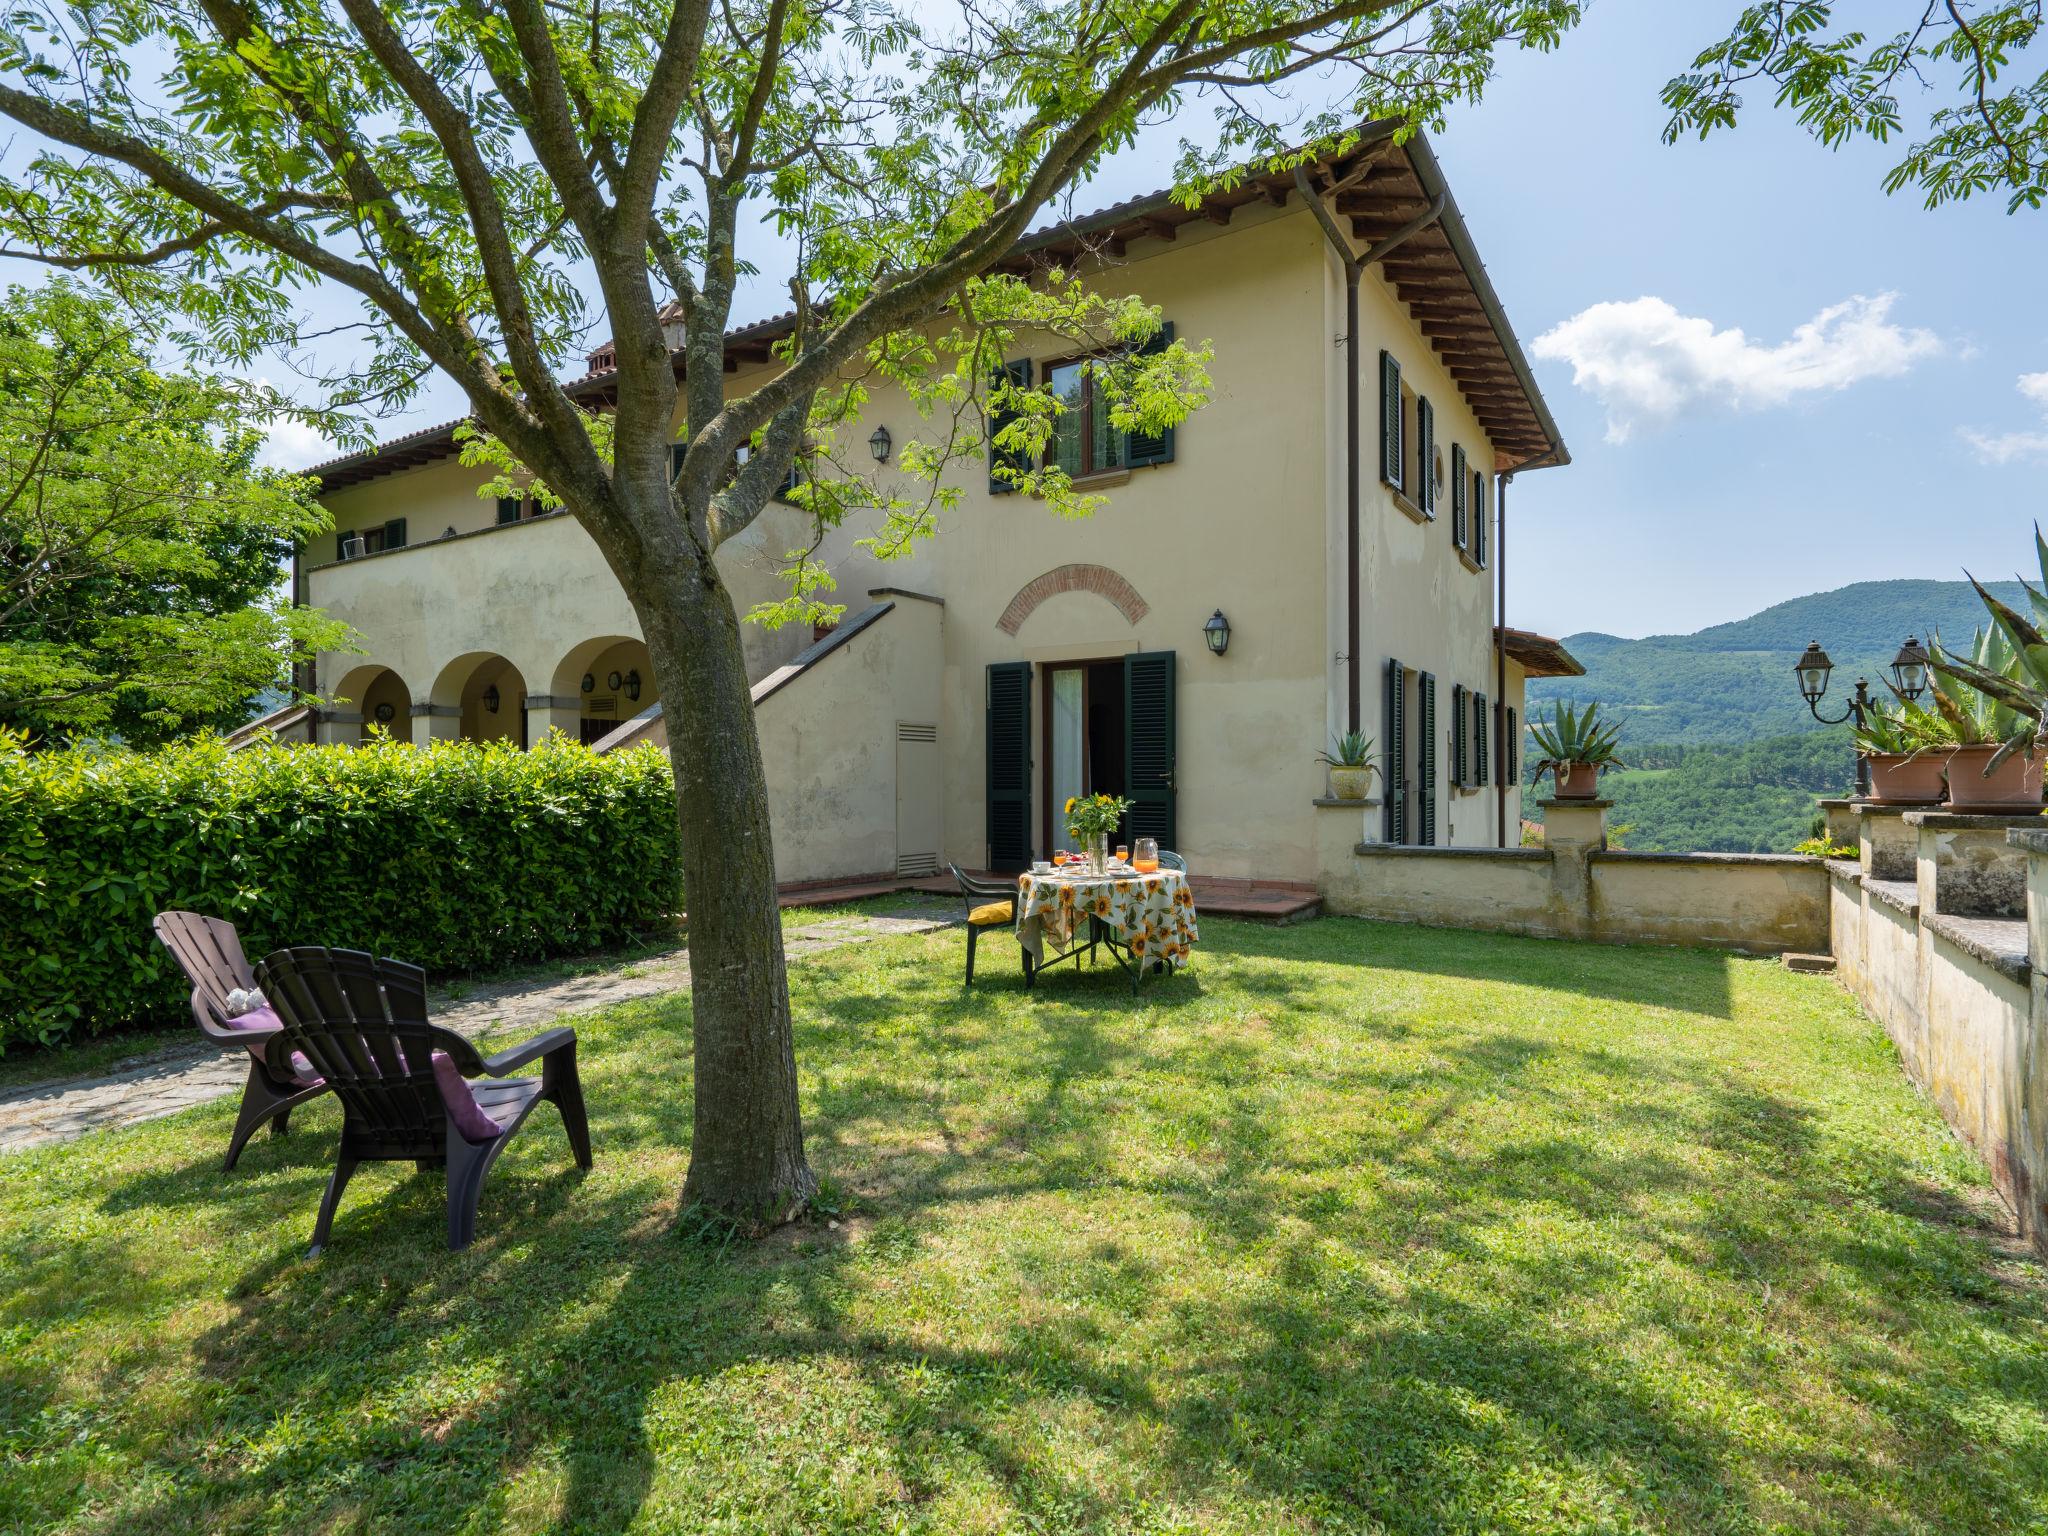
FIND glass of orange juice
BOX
[1115,844,1129,864]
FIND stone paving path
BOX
[0,905,956,1155]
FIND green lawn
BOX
[3,917,2044,1535]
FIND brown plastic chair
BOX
[254,945,592,1255]
[151,911,332,1170]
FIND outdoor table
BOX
[1014,864,1199,992]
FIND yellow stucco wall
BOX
[306,192,1535,882]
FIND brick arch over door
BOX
[996,563,1150,637]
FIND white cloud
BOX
[256,413,336,472]
[1960,370,2048,464]
[1531,293,1941,444]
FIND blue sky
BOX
[240,4,2044,643]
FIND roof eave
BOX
[1398,132,1568,473]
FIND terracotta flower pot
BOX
[1862,751,1946,805]
[1551,761,1601,800]
[1944,743,2044,812]
[1328,765,1375,802]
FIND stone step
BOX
[1781,952,1837,975]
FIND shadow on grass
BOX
[11,918,2045,1534]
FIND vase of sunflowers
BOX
[1064,792,1134,874]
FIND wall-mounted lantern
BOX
[868,424,892,463]
[482,684,501,714]
[1203,609,1231,656]
[624,670,642,702]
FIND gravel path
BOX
[0,906,956,1155]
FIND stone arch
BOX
[329,662,413,745]
[997,563,1149,636]
[426,651,529,744]
[548,635,658,746]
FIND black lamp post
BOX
[1793,635,1931,797]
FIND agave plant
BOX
[1851,701,1919,756]
[1923,625,2026,748]
[1927,566,2048,772]
[1316,730,1377,770]
[1527,702,1624,776]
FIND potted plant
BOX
[1926,626,2044,811]
[1064,792,1133,873]
[1854,704,1948,805]
[1317,731,1379,801]
[1528,702,1623,800]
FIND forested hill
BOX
[1529,579,2025,745]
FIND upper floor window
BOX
[1047,358,1126,478]
[988,321,1179,495]
[337,518,406,561]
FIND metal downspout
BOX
[1294,162,1445,736]
[1496,472,1509,846]
[1492,446,1552,845]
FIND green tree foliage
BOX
[0,282,344,747]
[0,0,1595,1221]
[0,731,682,1050]
[1525,729,1856,852]
[1666,2,2048,211]
[1531,578,2024,745]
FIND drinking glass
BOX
[1133,836,1159,873]
[1115,844,1129,865]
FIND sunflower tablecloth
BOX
[1014,867,1199,969]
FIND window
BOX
[1046,358,1125,478]
[1451,443,1469,551]
[1413,394,1436,519]
[1472,470,1489,567]
[338,518,406,560]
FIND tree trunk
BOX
[634,543,816,1229]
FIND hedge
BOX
[0,732,684,1051]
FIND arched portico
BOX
[325,663,414,745]
[544,635,659,746]
[425,651,530,745]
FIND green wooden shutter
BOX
[1124,650,1178,851]
[1383,657,1407,844]
[1473,691,1489,788]
[1506,706,1519,784]
[1379,351,1402,488]
[1418,671,1438,845]
[989,358,1034,494]
[496,496,521,525]
[382,517,407,550]
[1472,472,1488,566]
[1125,322,1176,468]
[985,661,1034,869]
[1451,443,1468,549]
[1415,396,1434,518]
[1450,683,1467,787]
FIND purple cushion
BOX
[432,1051,503,1144]
[220,1004,318,1082]
[223,1002,283,1034]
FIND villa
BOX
[292,125,1582,886]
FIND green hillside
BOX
[1516,578,2026,852]
[1528,579,2023,745]
[1523,732,1856,853]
